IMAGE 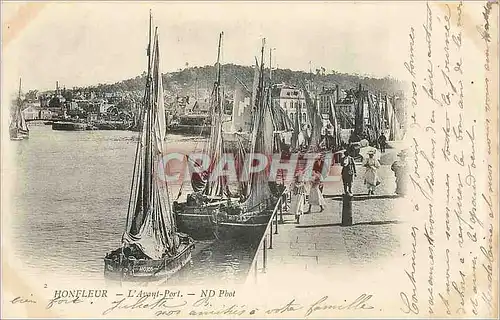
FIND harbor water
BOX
[8,125,257,286]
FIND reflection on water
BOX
[9,126,255,285]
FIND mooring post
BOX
[342,194,353,226]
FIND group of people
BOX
[290,165,326,224]
[341,148,381,195]
[289,145,409,224]
[341,146,408,196]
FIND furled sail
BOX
[303,87,322,148]
[241,90,274,209]
[231,78,252,133]
[241,41,275,209]
[385,96,402,140]
[250,58,260,120]
[122,27,176,260]
[188,32,226,197]
[290,91,301,149]
[271,101,294,132]
[328,96,341,149]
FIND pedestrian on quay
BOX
[306,170,325,213]
[363,149,381,195]
[341,150,356,195]
[378,133,387,153]
[313,155,326,193]
[291,171,307,224]
[391,149,409,196]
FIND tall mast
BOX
[147,10,153,80]
[142,11,154,215]
[259,39,265,100]
[216,32,223,87]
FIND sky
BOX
[2,1,424,95]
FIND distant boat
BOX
[167,116,211,136]
[9,78,29,140]
[104,13,194,281]
[52,121,87,131]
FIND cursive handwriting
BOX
[452,270,467,314]
[304,294,374,317]
[102,296,187,316]
[401,226,419,314]
[442,112,451,161]
[10,296,37,304]
[266,299,303,314]
[46,296,84,309]
[443,4,452,73]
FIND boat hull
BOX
[175,208,215,240]
[214,210,273,243]
[167,125,210,136]
[103,234,195,282]
[9,128,29,140]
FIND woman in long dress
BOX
[306,170,325,213]
[363,150,381,195]
[291,172,307,224]
[391,149,409,196]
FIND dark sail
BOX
[122,24,176,260]
[240,39,275,209]
[188,32,226,197]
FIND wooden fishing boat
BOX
[9,78,29,140]
[104,13,194,281]
[214,201,275,241]
[213,40,279,243]
[173,32,232,240]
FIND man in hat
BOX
[378,133,387,153]
[341,149,356,195]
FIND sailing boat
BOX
[173,32,240,240]
[9,78,29,141]
[214,39,278,242]
[104,14,194,281]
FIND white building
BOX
[272,84,309,126]
[21,105,40,120]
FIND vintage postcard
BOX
[1,1,498,318]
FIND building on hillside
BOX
[271,84,309,127]
[334,89,356,129]
[318,86,339,115]
[21,105,40,120]
[39,109,52,119]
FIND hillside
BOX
[77,64,406,99]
